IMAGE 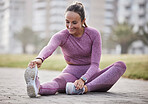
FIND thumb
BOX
[37,64,41,68]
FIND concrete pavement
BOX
[0,67,148,104]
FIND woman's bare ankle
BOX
[84,85,88,93]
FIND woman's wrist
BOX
[36,58,43,63]
[80,78,85,83]
[80,76,87,83]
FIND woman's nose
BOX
[69,23,73,28]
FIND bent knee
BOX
[114,61,126,70]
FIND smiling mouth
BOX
[69,28,75,31]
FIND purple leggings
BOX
[39,61,126,95]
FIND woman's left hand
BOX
[74,79,85,90]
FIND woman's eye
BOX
[66,21,69,23]
[73,22,77,24]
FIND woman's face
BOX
[65,11,84,35]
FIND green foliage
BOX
[112,22,138,53]
[136,23,148,45]
[14,27,40,53]
[0,54,148,80]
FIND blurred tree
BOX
[14,27,40,53]
[112,22,138,54]
[136,23,148,45]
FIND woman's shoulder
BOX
[85,26,101,38]
[55,29,69,36]
[50,29,70,45]
[52,29,69,39]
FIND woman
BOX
[24,2,126,97]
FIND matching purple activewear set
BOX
[36,27,126,95]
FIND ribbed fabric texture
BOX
[39,61,126,95]
[36,27,126,95]
[37,27,101,81]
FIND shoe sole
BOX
[24,65,38,97]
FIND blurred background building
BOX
[0,0,148,54]
[0,0,32,53]
[32,0,90,38]
[117,0,148,54]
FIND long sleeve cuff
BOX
[36,57,44,63]
[81,63,99,81]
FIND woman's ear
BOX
[82,18,86,26]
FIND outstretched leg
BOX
[86,61,126,92]
[39,73,77,95]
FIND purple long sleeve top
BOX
[37,27,102,81]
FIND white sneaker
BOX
[66,82,85,95]
[24,65,40,97]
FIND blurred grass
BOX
[0,54,148,80]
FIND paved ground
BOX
[0,67,148,104]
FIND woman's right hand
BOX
[28,59,42,69]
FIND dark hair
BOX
[66,2,87,27]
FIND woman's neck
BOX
[73,27,84,37]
